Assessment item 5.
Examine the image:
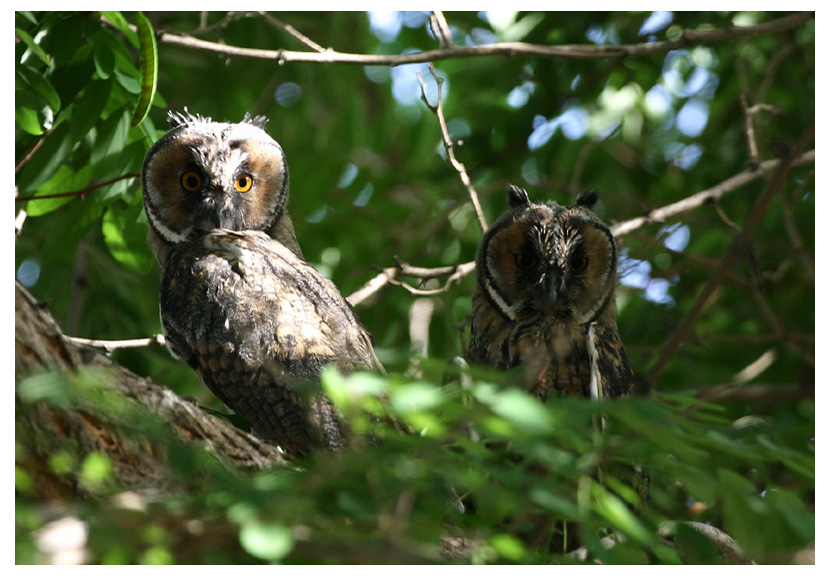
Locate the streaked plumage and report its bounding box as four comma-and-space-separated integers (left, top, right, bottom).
142, 112, 381, 455
467, 185, 633, 399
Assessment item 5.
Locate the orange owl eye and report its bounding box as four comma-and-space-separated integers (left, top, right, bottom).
180, 171, 202, 192
570, 255, 589, 272
234, 173, 254, 193
515, 253, 537, 270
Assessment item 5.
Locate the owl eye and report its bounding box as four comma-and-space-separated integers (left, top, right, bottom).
180, 171, 202, 192
234, 173, 254, 193
514, 253, 537, 270
569, 255, 589, 272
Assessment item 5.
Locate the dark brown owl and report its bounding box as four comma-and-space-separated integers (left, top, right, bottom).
467, 185, 633, 400
142, 112, 382, 455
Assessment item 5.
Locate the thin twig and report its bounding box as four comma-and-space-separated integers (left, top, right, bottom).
16, 173, 141, 202
15, 137, 45, 173
429, 11, 454, 49
745, 241, 815, 367
259, 12, 326, 52
417, 64, 488, 232
154, 12, 813, 66
780, 174, 815, 284
740, 93, 760, 169
184, 11, 249, 37
63, 333, 167, 354
347, 261, 475, 307
698, 382, 813, 404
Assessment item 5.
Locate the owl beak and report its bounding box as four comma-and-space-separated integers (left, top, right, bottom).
194, 188, 237, 231
541, 271, 570, 316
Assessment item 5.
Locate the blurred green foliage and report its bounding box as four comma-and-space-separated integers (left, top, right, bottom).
15, 11, 813, 564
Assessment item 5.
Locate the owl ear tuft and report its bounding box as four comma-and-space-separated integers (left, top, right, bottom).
242, 113, 269, 130
167, 109, 211, 129
576, 189, 599, 210
507, 185, 530, 208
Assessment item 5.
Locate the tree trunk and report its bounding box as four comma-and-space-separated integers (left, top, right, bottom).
15, 281, 286, 499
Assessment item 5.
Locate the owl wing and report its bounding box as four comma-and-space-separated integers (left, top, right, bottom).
588, 320, 634, 398
160, 230, 379, 454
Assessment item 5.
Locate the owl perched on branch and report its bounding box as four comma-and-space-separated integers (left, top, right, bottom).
467, 185, 633, 400
142, 111, 382, 455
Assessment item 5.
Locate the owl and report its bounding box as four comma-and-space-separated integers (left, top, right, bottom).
142, 110, 303, 265
142, 111, 382, 455
467, 185, 633, 400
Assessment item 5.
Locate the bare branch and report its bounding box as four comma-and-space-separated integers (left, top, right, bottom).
155, 12, 813, 66
429, 11, 454, 49
646, 124, 815, 384
16, 173, 141, 203
417, 64, 488, 232
780, 174, 815, 284
259, 12, 326, 52
740, 93, 761, 168
610, 150, 815, 237
63, 334, 167, 354
347, 261, 476, 307
15, 136, 45, 173
698, 382, 813, 405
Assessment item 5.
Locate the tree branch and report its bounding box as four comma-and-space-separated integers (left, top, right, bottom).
609, 150, 815, 237
416, 64, 488, 232
646, 125, 815, 383
62, 334, 167, 354
347, 260, 476, 307
15, 173, 141, 202
154, 12, 813, 66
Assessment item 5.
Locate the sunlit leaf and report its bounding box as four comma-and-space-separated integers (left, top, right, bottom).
238, 520, 293, 562
131, 11, 158, 127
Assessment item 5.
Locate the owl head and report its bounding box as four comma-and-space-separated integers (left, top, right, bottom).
141, 111, 291, 260
476, 185, 618, 326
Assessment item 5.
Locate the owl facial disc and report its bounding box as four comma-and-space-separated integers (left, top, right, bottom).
141, 111, 290, 246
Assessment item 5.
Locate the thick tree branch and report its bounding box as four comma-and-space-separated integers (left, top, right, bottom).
15, 281, 287, 490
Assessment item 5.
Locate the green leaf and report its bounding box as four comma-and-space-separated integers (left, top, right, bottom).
81, 452, 113, 487
389, 381, 444, 413
592, 481, 653, 546
102, 205, 155, 273
92, 30, 116, 79
17, 66, 61, 112
70, 79, 112, 141
90, 108, 132, 180
16, 120, 76, 193
15, 27, 51, 66
477, 386, 552, 433
489, 533, 526, 561
239, 520, 293, 562
131, 12, 158, 127
99, 11, 139, 46
15, 90, 52, 135
21, 163, 91, 217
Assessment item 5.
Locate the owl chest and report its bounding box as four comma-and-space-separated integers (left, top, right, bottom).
514, 320, 592, 399
469, 293, 593, 398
